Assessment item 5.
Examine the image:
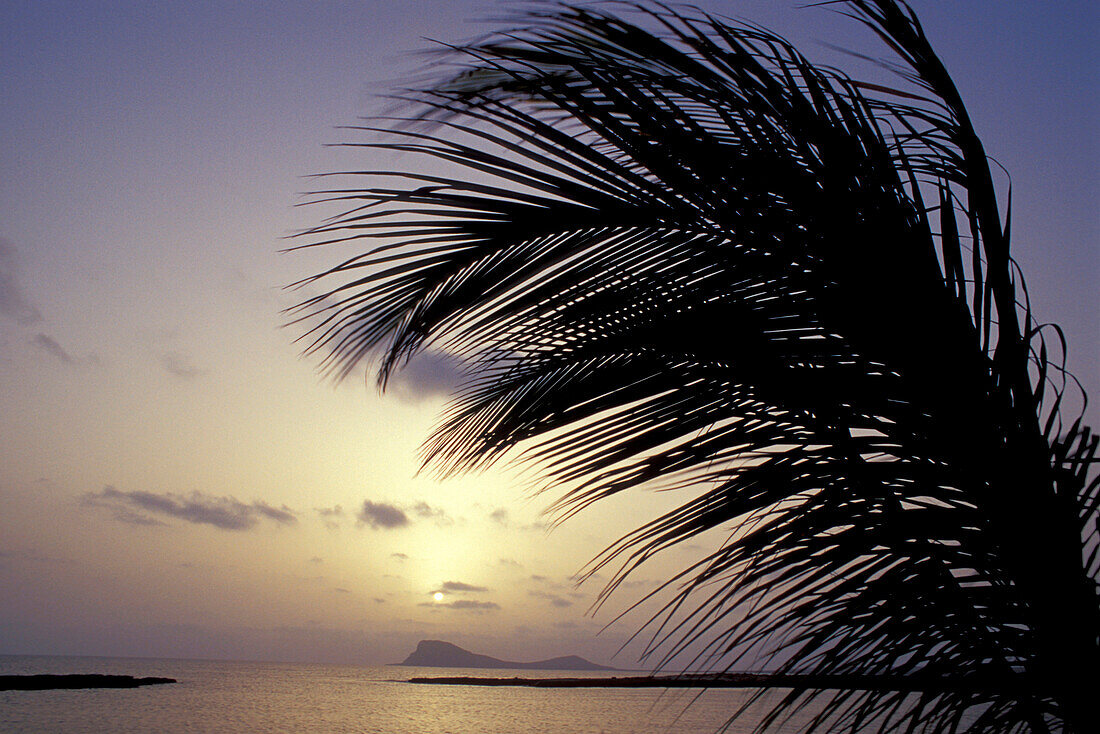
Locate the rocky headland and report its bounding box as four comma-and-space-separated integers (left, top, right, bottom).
395, 639, 619, 671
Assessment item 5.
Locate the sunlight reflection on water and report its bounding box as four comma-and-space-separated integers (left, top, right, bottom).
0, 655, 876, 733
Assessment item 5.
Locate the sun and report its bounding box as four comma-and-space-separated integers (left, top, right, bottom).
433, 592, 444, 602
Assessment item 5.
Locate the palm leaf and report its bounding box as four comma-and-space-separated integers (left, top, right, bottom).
292, 1, 1099, 731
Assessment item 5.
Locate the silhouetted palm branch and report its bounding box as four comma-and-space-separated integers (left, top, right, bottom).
291, 1, 1099, 731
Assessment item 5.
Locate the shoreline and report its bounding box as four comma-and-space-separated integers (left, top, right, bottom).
406, 673, 1026, 693
0, 674, 177, 691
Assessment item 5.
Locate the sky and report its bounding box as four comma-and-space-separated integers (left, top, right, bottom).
1, 1, 1096, 668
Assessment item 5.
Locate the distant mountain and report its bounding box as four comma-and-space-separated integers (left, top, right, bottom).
395, 639, 619, 671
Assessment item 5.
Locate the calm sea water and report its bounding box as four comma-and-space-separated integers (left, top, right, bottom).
0, 655, 804, 733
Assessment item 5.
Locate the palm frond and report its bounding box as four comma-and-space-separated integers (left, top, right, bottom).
292, 1, 1099, 731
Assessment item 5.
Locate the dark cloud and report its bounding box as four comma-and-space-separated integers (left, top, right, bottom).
418, 599, 500, 611
389, 351, 463, 403
0, 238, 41, 325
30, 333, 75, 364
357, 500, 409, 529
83, 486, 298, 531
489, 508, 509, 525
373, 597, 387, 604
390, 552, 409, 561
160, 351, 204, 379
437, 581, 489, 594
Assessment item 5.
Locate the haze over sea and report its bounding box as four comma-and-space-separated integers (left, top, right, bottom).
1, 655, 805, 733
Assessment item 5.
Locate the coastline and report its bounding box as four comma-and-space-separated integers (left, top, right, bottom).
406, 672, 1026, 692
0, 674, 176, 691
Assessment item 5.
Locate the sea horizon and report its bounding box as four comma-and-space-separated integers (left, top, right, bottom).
1, 653, 766, 733
1, 653, 987, 733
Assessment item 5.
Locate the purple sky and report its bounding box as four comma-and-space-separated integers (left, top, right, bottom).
0, 1, 1096, 666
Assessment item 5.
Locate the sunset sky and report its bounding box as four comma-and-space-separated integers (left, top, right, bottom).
1, 1, 1096, 668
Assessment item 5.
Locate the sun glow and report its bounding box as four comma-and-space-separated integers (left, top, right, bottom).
433, 592, 444, 602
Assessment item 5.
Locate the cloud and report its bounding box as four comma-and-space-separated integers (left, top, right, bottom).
30, 333, 75, 364
0, 238, 41, 325
160, 351, 205, 380
437, 581, 489, 594
489, 508, 509, 525
418, 599, 500, 611
334, 587, 351, 594
529, 575, 567, 588
357, 500, 409, 529
389, 351, 463, 403
26, 333, 99, 367
83, 486, 298, 530
316, 505, 343, 529
498, 557, 522, 568
528, 589, 572, 608
412, 501, 452, 526
102, 505, 171, 527
390, 553, 409, 561
309, 556, 324, 564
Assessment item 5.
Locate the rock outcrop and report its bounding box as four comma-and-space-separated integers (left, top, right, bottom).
396, 639, 617, 671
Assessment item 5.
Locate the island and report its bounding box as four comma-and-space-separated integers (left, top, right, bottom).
407, 671, 1035, 693
0, 674, 176, 691
394, 639, 619, 671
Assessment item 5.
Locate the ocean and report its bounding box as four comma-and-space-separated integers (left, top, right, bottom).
1, 655, 797, 733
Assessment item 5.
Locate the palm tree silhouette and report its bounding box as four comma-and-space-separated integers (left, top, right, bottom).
292, 1, 1098, 730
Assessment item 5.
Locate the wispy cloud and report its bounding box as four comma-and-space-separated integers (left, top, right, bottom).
0, 238, 41, 325
27, 332, 98, 367
528, 589, 572, 608
436, 581, 489, 594
83, 486, 298, 531
412, 501, 452, 526
390, 552, 409, 561
489, 508, 509, 526
160, 351, 205, 380
357, 500, 409, 529
30, 333, 75, 364
418, 599, 500, 611
316, 505, 343, 530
